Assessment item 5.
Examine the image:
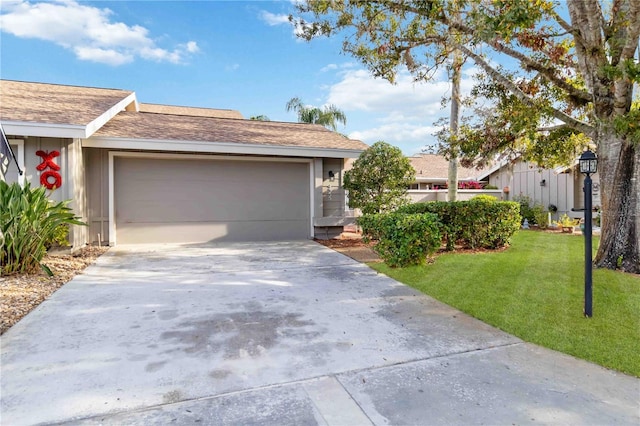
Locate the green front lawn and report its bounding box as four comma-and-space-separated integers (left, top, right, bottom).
371, 231, 640, 377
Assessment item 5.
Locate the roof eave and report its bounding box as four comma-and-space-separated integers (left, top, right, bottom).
83, 137, 365, 158
0, 121, 86, 138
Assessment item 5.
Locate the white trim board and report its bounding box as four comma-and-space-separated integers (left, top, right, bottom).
107, 151, 315, 246
86, 136, 363, 159
7, 139, 25, 186
2, 121, 86, 139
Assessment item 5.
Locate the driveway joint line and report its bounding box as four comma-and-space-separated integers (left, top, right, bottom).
52, 342, 525, 425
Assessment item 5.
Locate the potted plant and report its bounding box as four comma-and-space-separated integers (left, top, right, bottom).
553, 214, 580, 233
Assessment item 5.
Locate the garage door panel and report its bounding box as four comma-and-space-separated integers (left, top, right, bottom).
116, 220, 309, 244
115, 157, 310, 243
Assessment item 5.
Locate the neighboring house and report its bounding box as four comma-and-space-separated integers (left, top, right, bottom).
406, 154, 500, 202
478, 158, 601, 221
0, 80, 368, 247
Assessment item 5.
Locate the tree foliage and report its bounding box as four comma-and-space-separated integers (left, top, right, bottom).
344, 141, 415, 214
286, 97, 347, 131
293, 0, 640, 273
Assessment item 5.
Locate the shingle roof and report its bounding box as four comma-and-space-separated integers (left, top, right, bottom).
0, 80, 133, 126
92, 111, 369, 151
139, 103, 243, 119
409, 154, 486, 180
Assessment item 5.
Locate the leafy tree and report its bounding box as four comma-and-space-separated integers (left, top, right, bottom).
286, 97, 347, 131
293, 0, 640, 273
344, 141, 415, 214
250, 115, 271, 121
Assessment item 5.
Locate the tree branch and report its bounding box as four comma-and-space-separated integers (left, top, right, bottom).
486, 39, 592, 105
620, 0, 640, 60
537, 124, 569, 133
458, 44, 595, 136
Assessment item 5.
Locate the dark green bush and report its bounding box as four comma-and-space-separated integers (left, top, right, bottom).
512, 194, 536, 224
357, 214, 383, 241
1, 181, 85, 275
371, 212, 442, 267
532, 204, 549, 229
397, 200, 521, 250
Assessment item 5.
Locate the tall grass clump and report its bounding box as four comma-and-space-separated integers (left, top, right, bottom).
0, 181, 84, 275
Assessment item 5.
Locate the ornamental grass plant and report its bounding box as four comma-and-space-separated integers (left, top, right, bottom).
0, 181, 85, 276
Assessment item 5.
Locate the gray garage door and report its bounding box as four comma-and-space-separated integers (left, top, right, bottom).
114, 157, 310, 244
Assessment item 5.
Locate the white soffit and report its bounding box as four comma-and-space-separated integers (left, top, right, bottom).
0, 121, 86, 139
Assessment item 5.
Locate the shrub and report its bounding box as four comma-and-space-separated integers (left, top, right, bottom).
397, 200, 521, 250
46, 224, 70, 249
532, 204, 549, 229
458, 180, 483, 189
372, 212, 442, 267
0, 181, 85, 275
472, 194, 498, 202
513, 194, 537, 224
344, 141, 415, 214
484, 184, 499, 189
357, 214, 384, 241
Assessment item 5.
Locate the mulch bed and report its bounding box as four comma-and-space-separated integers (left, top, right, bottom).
314, 235, 382, 263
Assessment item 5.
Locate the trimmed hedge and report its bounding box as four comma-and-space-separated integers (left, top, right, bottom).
357, 200, 520, 267
396, 200, 521, 250
358, 212, 442, 267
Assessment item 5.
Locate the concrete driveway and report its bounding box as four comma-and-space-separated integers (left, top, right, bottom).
1, 241, 638, 425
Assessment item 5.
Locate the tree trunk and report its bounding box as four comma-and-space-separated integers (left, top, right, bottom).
594, 127, 640, 274
448, 49, 463, 202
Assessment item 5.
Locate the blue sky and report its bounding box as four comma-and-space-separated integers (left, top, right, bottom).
0, 0, 477, 155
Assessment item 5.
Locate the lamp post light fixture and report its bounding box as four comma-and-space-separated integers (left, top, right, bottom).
579, 149, 597, 317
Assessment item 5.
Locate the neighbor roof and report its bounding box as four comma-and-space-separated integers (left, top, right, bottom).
0, 80, 134, 127
91, 111, 369, 151
409, 154, 487, 180
139, 103, 243, 119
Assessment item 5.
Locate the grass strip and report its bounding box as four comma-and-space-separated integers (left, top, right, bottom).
371, 231, 640, 377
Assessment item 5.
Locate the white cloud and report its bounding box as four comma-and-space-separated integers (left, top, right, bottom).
328, 69, 451, 115
0, 0, 199, 66
349, 123, 442, 152
326, 66, 476, 154
259, 9, 309, 37
259, 10, 289, 26
74, 46, 132, 66
184, 41, 200, 53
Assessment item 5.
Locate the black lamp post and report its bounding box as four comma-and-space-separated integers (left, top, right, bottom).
578, 150, 597, 317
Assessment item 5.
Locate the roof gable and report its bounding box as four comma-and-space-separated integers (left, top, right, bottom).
409, 154, 487, 180
0, 80, 136, 138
